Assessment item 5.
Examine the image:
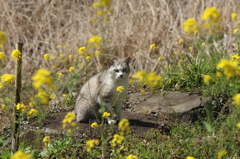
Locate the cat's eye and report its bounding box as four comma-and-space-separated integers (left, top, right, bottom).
123, 68, 128, 72
114, 69, 119, 72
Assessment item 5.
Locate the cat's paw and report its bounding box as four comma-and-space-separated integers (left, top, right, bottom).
108, 119, 116, 125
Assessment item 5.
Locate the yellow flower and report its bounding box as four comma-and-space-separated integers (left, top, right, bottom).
35, 91, 50, 104
217, 59, 240, 79
158, 56, 165, 61
102, 112, 111, 118
140, 89, 146, 94
183, 18, 199, 35
58, 72, 62, 81
11, 150, 30, 159
178, 38, 184, 43
116, 86, 124, 93
16, 103, 26, 112
29, 102, 36, 108
62, 112, 76, 124
0, 82, 4, 89
28, 109, 38, 116
126, 154, 139, 159
1, 74, 15, 85
149, 44, 158, 50
202, 43, 206, 46
85, 56, 91, 62
87, 35, 101, 48
91, 122, 99, 128
67, 129, 73, 134
43, 136, 51, 146
11, 50, 22, 60
201, 7, 221, 24
69, 67, 75, 72
71, 122, 76, 127
92, 2, 100, 8
172, 51, 178, 55
97, 10, 103, 16
132, 71, 162, 91
1, 104, 6, 111
203, 75, 214, 85
0, 52, 6, 61
233, 29, 239, 34
111, 134, 124, 147
31, 69, 54, 90
63, 94, 68, 98
99, 0, 112, 8
231, 13, 238, 21
68, 54, 73, 59
44, 54, 50, 61
78, 47, 87, 54
188, 47, 193, 50
186, 156, 196, 159
0, 31, 6, 44
216, 72, 222, 77
86, 139, 99, 152
217, 150, 228, 159
118, 119, 130, 134
57, 45, 62, 48
232, 94, 240, 106
95, 50, 101, 56
236, 122, 240, 129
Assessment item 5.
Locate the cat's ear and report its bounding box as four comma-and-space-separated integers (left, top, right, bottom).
107, 59, 114, 67
124, 56, 131, 65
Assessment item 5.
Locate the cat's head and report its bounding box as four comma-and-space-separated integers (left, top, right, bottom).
107, 57, 131, 81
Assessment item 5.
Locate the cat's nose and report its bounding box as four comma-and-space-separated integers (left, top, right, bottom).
120, 75, 123, 78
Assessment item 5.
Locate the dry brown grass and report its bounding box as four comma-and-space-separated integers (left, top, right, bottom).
1, 0, 240, 80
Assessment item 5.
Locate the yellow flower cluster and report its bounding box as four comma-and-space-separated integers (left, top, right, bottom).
69, 67, 75, 72
91, 122, 99, 129
183, 18, 199, 35
186, 156, 195, 159
232, 94, 240, 106
203, 75, 215, 85
92, 0, 112, 20
16, 103, 26, 112
118, 118, 130, 135
0, 52, 6, 61
85, 139, 100, 152
43, 136, 51, 147
27, 108, 38, 117
11, 150, 30, 159
1, 74, 15, 85
0, 31, 6, 49
202, 7, 221, 24
126, 155, 139, 159
217, 150, 227, 159
78, 47, 93, 62
132, 71, 162, 91
62, 112, 76, 134
11, 50, 22, 61
116, 86, 124, 93
87, 35, 102, 48
57, 72, 62, 81
44, 54, 50, 62
111, 134, 124, 147
149, 44, 158, 50
231, 13, 238, 22
35, 91, 50, 105
31, 68, 54, 90
217, 59, 240, 80
102, 111, 111, 118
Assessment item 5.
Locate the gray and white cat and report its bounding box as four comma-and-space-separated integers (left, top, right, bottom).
73, 57, 131, 124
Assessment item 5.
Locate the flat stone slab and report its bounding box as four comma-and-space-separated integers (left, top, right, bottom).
125, 92, 205, 123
